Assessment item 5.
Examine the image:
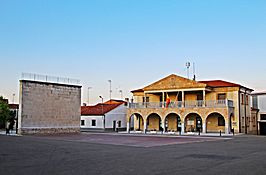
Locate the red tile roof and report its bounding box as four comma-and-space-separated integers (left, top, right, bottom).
81, 101, 124, 115
198, 80, 241, 88
131, 88, 144, 93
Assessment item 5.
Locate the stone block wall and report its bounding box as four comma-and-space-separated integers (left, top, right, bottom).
18, 80, 81, 134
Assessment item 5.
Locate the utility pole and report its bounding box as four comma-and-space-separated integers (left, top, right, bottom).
119, 90, 123, 100
12, 93, 15, 104
186, 62, 191, 79
87, 87, 92, 105
193, 62, 196, 81
99, 96, 105, 130
108, 80, 112, 103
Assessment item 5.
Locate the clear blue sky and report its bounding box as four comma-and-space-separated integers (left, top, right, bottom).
0, 0, 266, 104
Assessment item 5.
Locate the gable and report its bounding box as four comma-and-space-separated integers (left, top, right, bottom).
143, 74, 207, 91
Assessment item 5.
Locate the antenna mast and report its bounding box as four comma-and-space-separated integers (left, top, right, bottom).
186, 62, 191, 79
108, 80, 112, 103
193, 62, 196, 81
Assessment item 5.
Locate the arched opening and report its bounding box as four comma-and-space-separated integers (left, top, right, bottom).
147, 113, 162, 131
129, 113, 144, 131
165, 113, 181, 132
185, 113, 202, 132
206, 112, 225, 133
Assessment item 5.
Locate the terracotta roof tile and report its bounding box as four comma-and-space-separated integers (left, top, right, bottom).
198, 80, 240, 88
81, 102, 124, 115
131, 89, 144, 93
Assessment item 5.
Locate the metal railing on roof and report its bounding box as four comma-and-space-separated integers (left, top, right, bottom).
21, 73, 81, 85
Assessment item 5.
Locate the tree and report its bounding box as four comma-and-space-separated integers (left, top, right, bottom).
0, 96, 10, 129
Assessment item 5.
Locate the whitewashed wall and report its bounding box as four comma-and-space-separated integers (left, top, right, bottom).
258, 95, 266, 112
105, 104, 127, 129
80, 104, 127, 129
80, 115, 103, 129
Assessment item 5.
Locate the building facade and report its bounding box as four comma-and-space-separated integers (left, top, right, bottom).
252, 92, 266, 135
81, 100, 127, 131
127, 74, 254, 134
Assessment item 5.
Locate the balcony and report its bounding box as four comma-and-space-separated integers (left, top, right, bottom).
128, 100, 234, 109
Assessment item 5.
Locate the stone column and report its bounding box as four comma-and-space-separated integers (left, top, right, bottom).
144, 93, 147, 108
225, 120, 229, 134
144, 119, 147, 134
203, 90, 206, 107
126, 121, 130, 133
162, 119, 165, 134
181, 122, 185, 135
162, 92, 165, 107
202, 121, 206, 133
182, 91, 185, 107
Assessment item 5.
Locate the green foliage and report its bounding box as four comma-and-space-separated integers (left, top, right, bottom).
0, 96, 10, 128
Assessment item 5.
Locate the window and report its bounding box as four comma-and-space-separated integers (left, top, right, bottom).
91, 120, 96, 126
261, 114, 266, 120
142, 97, 149, 102
118, 121, 121, 127
81, 120, 85, 126
241, 94, 244, 104
217, 93, 226, 100
142, 97, 149, 107
252, 96, 258, 109
218, 116, 225, 126
246, 95, 249, 105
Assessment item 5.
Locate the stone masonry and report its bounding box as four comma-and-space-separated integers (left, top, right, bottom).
18, 80, 81, 134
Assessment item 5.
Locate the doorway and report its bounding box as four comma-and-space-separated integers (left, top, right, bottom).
113, 120, 116, 131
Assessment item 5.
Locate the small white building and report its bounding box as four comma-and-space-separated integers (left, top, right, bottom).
80, 100, 127, 131
252, 92, 266, 135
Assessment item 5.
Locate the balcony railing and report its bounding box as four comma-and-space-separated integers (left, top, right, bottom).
128, 100, 234, 109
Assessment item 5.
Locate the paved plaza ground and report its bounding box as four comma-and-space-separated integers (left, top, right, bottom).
0, 132, 266, 175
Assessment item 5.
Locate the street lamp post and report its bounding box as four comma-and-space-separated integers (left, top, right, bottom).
119, 90, 123, 100
87, 87, 92, 105
12, 94, 15, 104
108, 80, 112, 103
99, 96, 105, 130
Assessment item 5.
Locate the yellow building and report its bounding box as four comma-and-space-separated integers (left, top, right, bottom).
126, 74, 255, 134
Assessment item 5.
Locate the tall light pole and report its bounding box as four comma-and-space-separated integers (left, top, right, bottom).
119, 90, 123, 100
108, 80, 112, 103
99, 96, 105, 130
186, 62, 191, 79
87, 87, 92, 105
12, 93, 15, 104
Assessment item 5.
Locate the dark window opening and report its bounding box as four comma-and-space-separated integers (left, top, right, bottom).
91, 120, 96, 126
218, 116, 225, 126
261, 114, 266, 120
81, 120, 85, 126
218, 93, 226, 101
